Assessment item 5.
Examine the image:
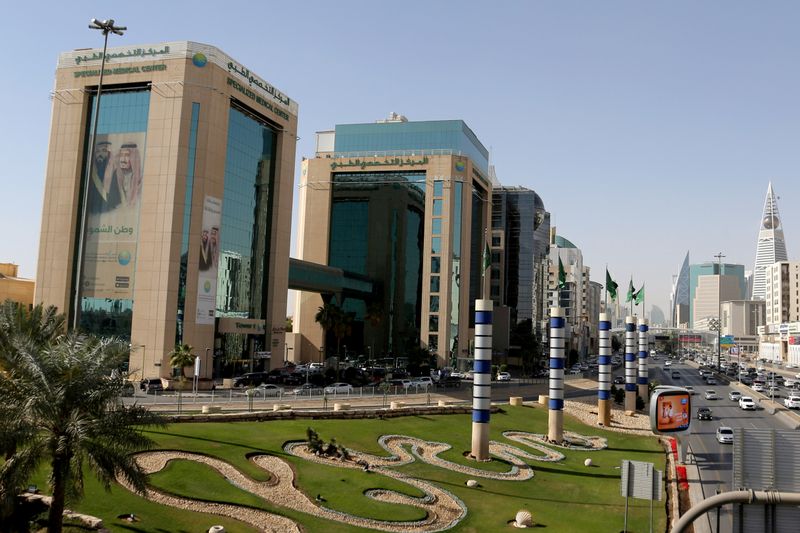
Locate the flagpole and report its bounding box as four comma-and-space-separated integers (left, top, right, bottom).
604, 263, 608, 309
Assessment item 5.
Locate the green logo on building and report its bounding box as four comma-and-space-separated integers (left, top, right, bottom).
192, 53, 207, 67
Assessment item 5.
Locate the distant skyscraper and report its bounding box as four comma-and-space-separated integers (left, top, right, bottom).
671, 251, 690, 327
752, 182, 788, 300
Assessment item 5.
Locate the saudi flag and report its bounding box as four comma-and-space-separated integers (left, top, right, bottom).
634, 285, 645, 305
558, 257, 567, 289
626, 279, 635, 303
482, 242, 491, 272
606, 269, 618, 300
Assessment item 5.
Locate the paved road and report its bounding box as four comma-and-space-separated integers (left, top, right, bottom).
653, 359, 797, 533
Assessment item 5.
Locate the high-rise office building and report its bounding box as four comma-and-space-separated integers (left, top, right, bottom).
671, 251, 690, 327
548, 232, 594, 356
765, 262, 800, 326
490, 186, 550, 336
294, 116, 492, 368
36, 41, 297, 379
688, 262, 745, 328
752, 182, 788, 300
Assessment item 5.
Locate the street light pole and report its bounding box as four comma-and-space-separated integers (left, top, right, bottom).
72, 18, 126, 330
715, 252, 725, 373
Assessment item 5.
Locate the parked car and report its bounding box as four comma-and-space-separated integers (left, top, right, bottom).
697, 407, 713, 420
251, 384, 282, 397
497, 372, 511, 382
739, 396, 757, 410
388, 379, 412, 389
784, 395, 800, 409
410, 376, 434, 388
292, 383, 320, 395
728, 391, 742, 401
716, 426, 734, 444
704, 390, 718, 400
139, 378, 163, 394
233, 372, 270, 388
436, 376, 462, 388
324, 382, 353, 394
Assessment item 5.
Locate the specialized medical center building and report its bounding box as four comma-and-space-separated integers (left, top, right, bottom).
36, 41, 298, 380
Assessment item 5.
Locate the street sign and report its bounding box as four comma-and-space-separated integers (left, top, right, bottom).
721, 335, 735, 348
620, 460, 663, 500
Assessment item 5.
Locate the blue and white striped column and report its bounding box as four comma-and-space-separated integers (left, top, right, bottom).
624, 316, 637, 412
471, 299, 493, 460
597, 312, 612, 426
638, 318, 649, 404
548, 307, 565, 443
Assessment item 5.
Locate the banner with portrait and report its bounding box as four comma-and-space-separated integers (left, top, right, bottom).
82, 131, 146, 299
196, 195, 222, 325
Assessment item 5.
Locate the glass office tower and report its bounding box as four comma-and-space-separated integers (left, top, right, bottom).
36, 41, 297, 381
295, 117, 492, 368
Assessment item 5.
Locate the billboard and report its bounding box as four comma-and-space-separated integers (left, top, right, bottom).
195, 196, 221, 325
82, 132, 146, 299
650, 388, 691, 433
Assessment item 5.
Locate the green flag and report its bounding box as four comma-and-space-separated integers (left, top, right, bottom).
558, 257, 567, 289
482, 242, 491, 272
634, 285, 645, 305
606, 269, 618, 300
626, 279, 635, 303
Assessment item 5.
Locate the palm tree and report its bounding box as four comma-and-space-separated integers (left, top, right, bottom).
314, 303, 340, 359
0, 300, 65, 372
0, 332, 164, 533
169, 343, 196, 387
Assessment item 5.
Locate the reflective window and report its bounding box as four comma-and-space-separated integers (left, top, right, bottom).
176, 102, 201, 344
429, 315, 439, 332
217, 104, 278, 358
449, 182, 463, 356
431, 218, 442, 235
77, 87, 151, 339
433, 199, 443, 216
433, 180, 443, 197
430, 295, 440, 312
429, 334, 438, 350
431, 256, 441, 273
430, 276, 440, 293
431, 237, 442, 254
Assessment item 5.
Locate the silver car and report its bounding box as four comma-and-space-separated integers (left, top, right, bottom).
716, 426, 734, 444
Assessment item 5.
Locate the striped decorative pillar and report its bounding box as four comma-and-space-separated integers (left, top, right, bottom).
638, 318, 649, 404
548, 307, 565, 443
470, 299, 493, 460
597, 312, 612, 426
624, 316, 637, 411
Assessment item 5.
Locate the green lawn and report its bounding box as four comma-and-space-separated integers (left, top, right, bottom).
32, 405, 667, 532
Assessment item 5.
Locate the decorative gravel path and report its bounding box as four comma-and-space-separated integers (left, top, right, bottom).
116, 403, 636, 532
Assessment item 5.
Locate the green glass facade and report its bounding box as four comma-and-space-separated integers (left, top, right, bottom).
216, 104, 278, 359
328, 171, 426, 356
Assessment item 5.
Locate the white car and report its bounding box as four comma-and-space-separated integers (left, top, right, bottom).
704, 390, 718, 400
784, 395, 800, 409
251, 384, 282, 397
716, 426, 734, 444
752, 383, 765, 393
410, 377, 434, 388
739, 396, 757, 410
665, 360, 672, 366
324, 382, 353, 394
568, 368, 582, 375
685, 386, 695, 395
497, 372, 511, 381
728, 391, 742, 401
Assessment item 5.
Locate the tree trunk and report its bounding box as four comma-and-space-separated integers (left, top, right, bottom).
47, 456, 68, 533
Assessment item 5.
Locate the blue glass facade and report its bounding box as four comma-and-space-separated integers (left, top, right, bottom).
216, 104, 278, 358
334, 121, 489, 174
176, 102, 201, 344
77, 87, 151, 339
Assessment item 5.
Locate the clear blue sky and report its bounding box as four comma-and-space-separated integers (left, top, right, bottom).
2, 1, 799, 319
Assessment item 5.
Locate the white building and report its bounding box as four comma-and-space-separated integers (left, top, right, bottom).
752, 182, 788, 300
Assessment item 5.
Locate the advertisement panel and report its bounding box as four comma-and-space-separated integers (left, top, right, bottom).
655, 392, 690, 432
82, 132, 146, 299
196, 196, 221, 325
